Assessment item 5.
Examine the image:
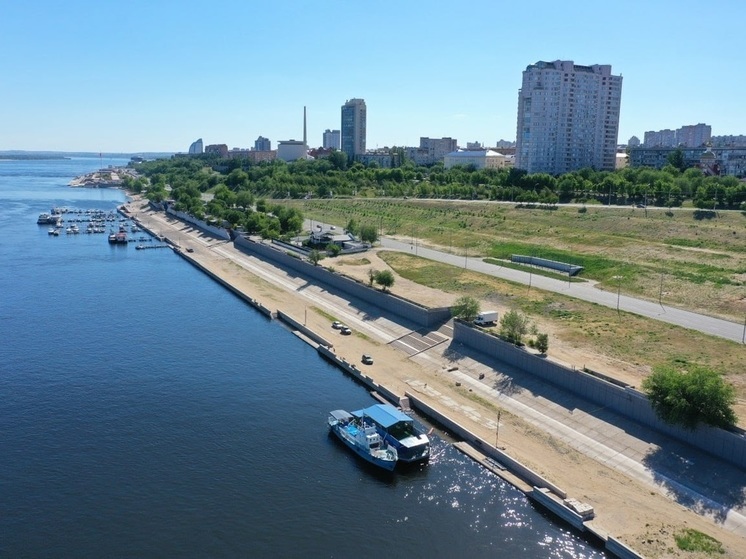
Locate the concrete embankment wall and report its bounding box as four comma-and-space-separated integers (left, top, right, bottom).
276, 310, 333, 348
234, 235, 452, 329
404, 392, 567, 498
453, 320, 746, 469
177, 251, 273, 318
165, 207, 231, 241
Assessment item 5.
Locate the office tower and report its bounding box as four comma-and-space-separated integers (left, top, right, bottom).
515, 60, 622, 174
341, 98, 366, 160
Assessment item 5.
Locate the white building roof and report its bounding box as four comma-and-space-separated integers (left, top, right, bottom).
446, 149, 503, 158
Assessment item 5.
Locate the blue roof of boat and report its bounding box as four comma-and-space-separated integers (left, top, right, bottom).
352, 404, 412, 428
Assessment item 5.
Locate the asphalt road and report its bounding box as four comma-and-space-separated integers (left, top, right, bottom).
381, 237, 745, 344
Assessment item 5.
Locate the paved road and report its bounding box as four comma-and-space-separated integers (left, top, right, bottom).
381, 237, 746, 344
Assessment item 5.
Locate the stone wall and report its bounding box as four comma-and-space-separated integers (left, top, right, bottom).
234, 235, 452, 329
453, 320, 746, 469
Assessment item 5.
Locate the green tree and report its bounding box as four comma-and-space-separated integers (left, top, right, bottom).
359, 224, 378, 244
374, 269, 395, 291
667, 148, 686, 172
499, 310, 530, 345
308, 249, 322, 266
642, 364, 737, 430
327, 244, 341, 257
535, 333, 549, 354
451, 295, 480, 322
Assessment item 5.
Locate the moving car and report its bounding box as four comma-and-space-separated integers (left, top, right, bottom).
361, 354, 373, 365
340, 326, 352, 335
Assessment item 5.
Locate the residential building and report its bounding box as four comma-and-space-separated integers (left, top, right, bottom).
254, 136, 271, 151
629, 146, 746, 176
712, 135, 746, 147
627, 136, 641, 148
357, 151, 400, 168
188, 138, 203, 154
677, 124, 711, 147
341, 98, 366, 160
205, 144, 228, 157
322, 129, 341, 150
444, 149, 513, 170
420, 137, 457, 162
644, 124, 711, 148
247, 150, 276, 163
495, 139, 516, 149
515, 60, 622, 174
644, 129, 676, 147
466, 141, 483, 150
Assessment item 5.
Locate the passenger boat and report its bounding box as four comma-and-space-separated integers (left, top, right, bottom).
351, 404, 430, 463
328, 409, 398, 471
108, 231, 128, 244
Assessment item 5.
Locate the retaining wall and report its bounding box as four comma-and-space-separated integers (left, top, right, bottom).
405, 392, 567, 497
165, 207, 231, 240
453, 320, 746, 469
235, 235, 453, 329
178, 252, 273, 318
276, 310, 333, 348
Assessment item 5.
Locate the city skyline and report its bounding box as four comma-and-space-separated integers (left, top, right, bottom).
2, 1, 746, 153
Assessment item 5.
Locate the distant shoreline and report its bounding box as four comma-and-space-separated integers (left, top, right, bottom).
0, 155, 70, 161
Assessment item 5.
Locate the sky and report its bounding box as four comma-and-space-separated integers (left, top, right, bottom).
2, 0, 745, 153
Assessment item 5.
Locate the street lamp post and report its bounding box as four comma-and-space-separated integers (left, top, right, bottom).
614, 275, 623, 319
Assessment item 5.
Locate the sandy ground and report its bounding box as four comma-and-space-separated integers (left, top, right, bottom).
125, 198, 746, 559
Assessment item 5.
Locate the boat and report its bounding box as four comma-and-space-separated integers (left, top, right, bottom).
351, 404, 430, 463
328, 409, 398, 471
37, 213, 61, 225
108, 231, 128, 244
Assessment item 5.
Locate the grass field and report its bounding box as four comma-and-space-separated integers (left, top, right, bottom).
287, 199, 746, 322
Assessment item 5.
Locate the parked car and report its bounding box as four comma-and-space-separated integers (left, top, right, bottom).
332, 321, 343, 329
361, 354, 373, 365
340, 326, 352, 335
186, 247, 194, 253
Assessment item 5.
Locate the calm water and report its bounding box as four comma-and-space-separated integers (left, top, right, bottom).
0, 158, 606, 558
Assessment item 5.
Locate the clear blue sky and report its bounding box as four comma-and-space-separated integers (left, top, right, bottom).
2, 0, 744, 153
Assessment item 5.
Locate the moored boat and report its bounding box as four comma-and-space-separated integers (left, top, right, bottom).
328, 409, 398, 471
351, 404, 430, 463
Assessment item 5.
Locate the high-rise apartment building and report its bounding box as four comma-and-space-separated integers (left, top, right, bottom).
676, 124, 711, 148
341, 98, 366, 160
323, 129, 341, 150
254, 136, 271, 151
515, 60, 622, 174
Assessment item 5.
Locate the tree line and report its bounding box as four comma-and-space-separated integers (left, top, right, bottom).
129, 152, 746, 212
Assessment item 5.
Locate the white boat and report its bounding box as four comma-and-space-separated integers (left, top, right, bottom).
328, 409, 398, 471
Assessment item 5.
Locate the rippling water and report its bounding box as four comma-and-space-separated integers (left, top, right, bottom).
0, 158, 606, 558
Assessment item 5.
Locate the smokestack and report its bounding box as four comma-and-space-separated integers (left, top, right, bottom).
303, 106, 307, 147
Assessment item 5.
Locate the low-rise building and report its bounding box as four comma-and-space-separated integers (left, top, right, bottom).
444, 149, 513, 170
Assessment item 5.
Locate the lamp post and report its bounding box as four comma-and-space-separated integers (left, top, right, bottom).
613, 275, 623, 319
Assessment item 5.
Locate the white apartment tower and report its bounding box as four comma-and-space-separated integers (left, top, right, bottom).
515, 60, 622, 174
323, 129, 341, 150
